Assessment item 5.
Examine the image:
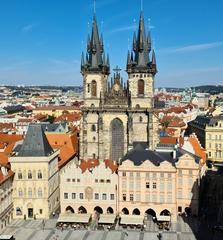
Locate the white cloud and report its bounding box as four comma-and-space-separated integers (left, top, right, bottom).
21, 23, 38, 33
111, 24, 155, 34
159, 41, 223, 54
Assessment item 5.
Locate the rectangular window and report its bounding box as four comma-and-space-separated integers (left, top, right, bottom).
72, 193, 76, 199
106, 179, 111, 183
189, 170, 193, 176
136, 194, 140, 202
102, 193, 107, 200
152, 173, 157, 179
178, 190, 182, 199
77, 179, 80, 183
64, 193, 68, 199
95, 193, 99, 200
209, 152, 211, 157
79, 193, 84, 199
122, 194, 126, 201
130, 194, 134, 201
67, 178, 71, 182
160, 194, 164, 203
146, 182, 150, 189
110, 194, 115, 200
167, 182, 172, 192
130, 172, 133, 177
160, 182, 164, 191
136, 172, 140, 177
100, 179, 105, 183
152, 194, 157, 202
145, 194, 150, 202
178, 206, 182, 213
136, 181, 140, 189
72, 179, 75, 182
160, 173, 164, 178
122, 172, 126, 177
153, 182, 157, 189
167, 194, 172, 203
39, 209, 43, 214
95, 179, 98, 183
178, 170, 182, 176
168, 173, 172, 179
129, 181, 134, 189
122, 181, 127, 188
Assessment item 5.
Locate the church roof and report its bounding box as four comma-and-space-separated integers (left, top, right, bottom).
18, 124, 54, 157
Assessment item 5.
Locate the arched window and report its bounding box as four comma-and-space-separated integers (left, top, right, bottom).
136, 104, 140, 109
138, 79, 144, 96
110, 118, 124, 161
18, 188, 23, 197
28, 170, 32, 179
37, 170, 42, 179
91, 80, 97, 97
28, 188, 32, 198
18, 171, 22, 179
91, 124, 96, 132
38, 188, 43, 198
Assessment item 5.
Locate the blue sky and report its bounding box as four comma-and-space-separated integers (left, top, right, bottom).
0, 0, 222, 87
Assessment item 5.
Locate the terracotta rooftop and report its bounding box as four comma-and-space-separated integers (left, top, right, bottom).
79, 159, 100, 173
0, 168, 14, 185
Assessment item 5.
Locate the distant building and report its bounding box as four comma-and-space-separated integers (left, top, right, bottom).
188, 115, 223, 167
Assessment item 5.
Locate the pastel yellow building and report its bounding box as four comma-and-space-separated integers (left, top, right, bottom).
205, 116, 223, 165
10, 124, 60, 219
33, 106, 80, 118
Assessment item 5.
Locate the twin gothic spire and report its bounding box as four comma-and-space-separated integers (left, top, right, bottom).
81, 12, 157, 75
81, 14, 110, 75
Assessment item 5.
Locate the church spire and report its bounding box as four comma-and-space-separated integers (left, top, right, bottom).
126, 11, 156, 75
81, 13, 109, 75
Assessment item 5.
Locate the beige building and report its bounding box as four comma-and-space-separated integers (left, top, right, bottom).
0, 166, 14, 232
118, 145, 201, 222
205, 116, 223, 165
10, 124, 60, 219
60, 159, 118, 215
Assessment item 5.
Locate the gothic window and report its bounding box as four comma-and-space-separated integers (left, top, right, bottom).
91, 80, 97, 97
91, 124, 96, 132
138, 79, 144, 96
110, 118, 124, 161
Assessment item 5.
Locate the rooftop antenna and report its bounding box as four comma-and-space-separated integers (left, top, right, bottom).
141, 0, 143, 11
93, 0, 96, 14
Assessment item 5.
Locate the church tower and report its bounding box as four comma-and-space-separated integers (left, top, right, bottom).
126, 12, 157, 109
81, 14, 110, 108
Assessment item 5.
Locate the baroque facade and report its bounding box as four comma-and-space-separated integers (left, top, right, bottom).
79, 12, 159, 163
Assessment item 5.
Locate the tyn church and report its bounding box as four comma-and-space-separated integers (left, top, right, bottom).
80, 11, 159, 163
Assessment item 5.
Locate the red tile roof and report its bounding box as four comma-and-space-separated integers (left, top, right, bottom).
79, 159, 100, 173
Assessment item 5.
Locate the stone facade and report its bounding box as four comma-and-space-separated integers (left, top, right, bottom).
80, 12, 159, 163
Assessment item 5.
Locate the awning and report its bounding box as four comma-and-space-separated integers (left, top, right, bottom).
157, 215, 171, 222
120, 215, 144, 225
57, 213, 91, 223
98, 214, 117, 224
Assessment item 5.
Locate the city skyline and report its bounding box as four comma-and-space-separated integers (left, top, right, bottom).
0, 0, 223, 87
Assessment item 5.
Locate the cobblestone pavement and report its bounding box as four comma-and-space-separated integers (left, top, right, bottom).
0, 217, 222, 240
